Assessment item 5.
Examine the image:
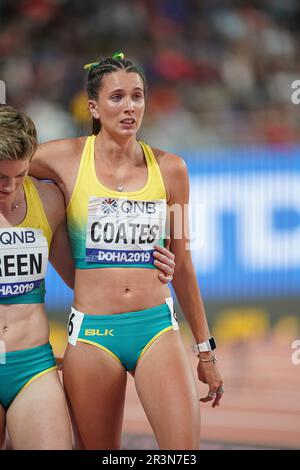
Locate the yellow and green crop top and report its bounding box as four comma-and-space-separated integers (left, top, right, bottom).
67, 135, 167, 269
0, 177, 52, 304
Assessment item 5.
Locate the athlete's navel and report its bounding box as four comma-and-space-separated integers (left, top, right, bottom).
124, 288, 130, 294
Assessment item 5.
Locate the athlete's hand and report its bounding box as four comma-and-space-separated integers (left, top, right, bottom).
198, 355, 224, 408
153, 240, 175, 284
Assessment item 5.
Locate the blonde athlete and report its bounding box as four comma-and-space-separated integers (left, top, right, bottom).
30, 53, 223, 450
0, 105, 73, 450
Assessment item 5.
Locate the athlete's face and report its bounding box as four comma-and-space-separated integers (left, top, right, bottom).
89, 70, 145, 138
0, 159, 29, 201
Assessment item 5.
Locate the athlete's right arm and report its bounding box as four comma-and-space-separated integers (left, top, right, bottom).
30, 140, 66, 182
32, 177, 75, 289
49, 218, 75, 290
30, 138, 83, 195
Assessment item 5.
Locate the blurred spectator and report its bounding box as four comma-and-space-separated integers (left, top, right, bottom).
25, 98, 77, 141
1, 0, 300, 148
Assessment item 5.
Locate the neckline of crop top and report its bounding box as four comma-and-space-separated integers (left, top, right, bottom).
92, 136, 152, 196
66, 136, 166, 206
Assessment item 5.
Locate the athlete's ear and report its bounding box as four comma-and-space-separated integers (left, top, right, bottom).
88, 100, 100, 120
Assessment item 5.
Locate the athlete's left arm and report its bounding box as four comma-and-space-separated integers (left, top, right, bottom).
167, 155, 223, 406
35, 179, 75, 289
167, 156, 209, 341
49, 219, 75, 290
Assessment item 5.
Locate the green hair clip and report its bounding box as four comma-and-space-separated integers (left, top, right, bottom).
112, 51, 125, 60
83, 62, 100, 71
84, 51, 124, 71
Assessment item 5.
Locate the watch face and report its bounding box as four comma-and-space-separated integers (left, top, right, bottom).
209, 337, 216, 350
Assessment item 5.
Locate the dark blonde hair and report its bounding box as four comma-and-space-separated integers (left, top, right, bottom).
0, 105, 37, 161
86, 56, 147, 135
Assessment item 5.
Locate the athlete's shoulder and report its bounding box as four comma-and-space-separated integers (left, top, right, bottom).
30, 136, 88, 182
36, 136, 86, 160
147, 146, 188, 203
30, 176, 64, 198
149, 145, 188, 176
29, 177, 65, 222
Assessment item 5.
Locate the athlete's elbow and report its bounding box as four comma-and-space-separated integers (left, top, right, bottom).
173, 258, 195, 279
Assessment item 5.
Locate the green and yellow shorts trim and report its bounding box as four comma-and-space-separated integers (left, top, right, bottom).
67, 297, 179, 371
0, 343, 57, 410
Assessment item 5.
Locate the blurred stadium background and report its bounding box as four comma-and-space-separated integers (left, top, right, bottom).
1, 0, 300, 450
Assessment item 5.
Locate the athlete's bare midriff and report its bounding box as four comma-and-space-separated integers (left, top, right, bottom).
73, 268, 171, 315
0, 304, 49, 352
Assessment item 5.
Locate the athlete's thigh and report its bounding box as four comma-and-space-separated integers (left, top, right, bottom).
134, 330, 200, 450
0, 405, 5, 449
63, 342, 127, 450
6, 370, 72, 450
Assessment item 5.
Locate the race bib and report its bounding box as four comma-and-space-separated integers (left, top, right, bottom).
67, 308, 84, 346
85, 197, 166, 265
0, 228, 48, 298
